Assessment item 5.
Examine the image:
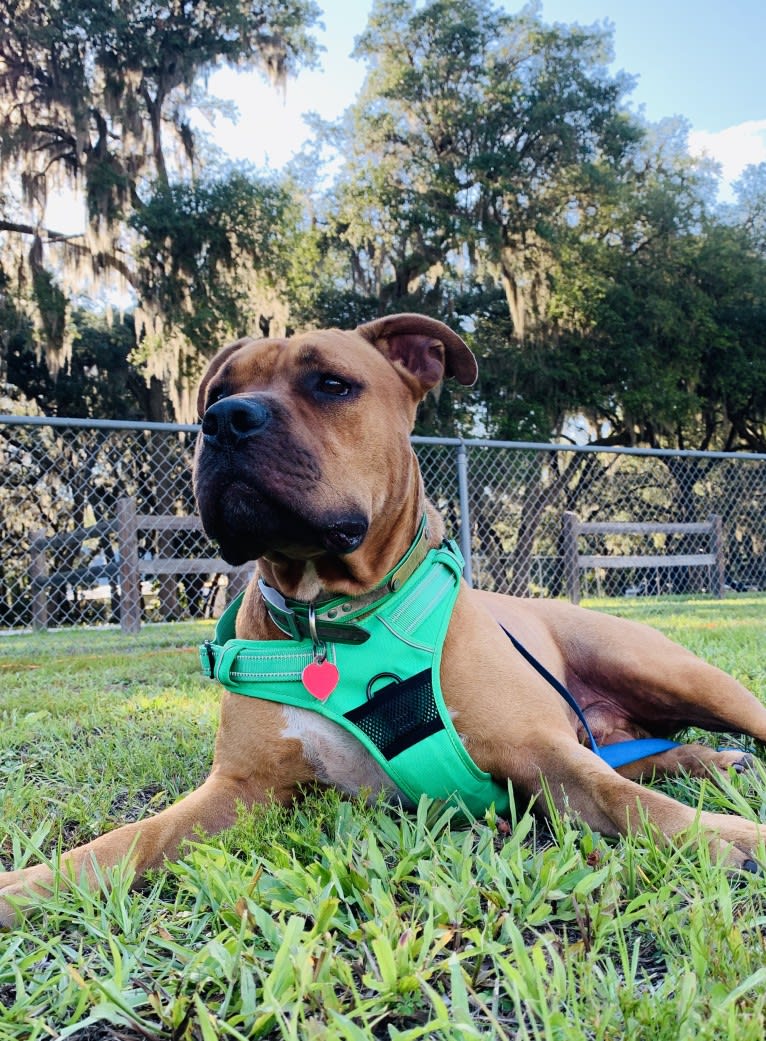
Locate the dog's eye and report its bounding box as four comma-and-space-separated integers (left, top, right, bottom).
317, 374, 352, 397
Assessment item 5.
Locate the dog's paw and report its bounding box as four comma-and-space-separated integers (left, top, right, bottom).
0, 883, 30, 928
725, 849, 762, 880
700, 810, 766, 877
660, 744, 756, 780
0, 866, 56, 927
714, 749, 756, 775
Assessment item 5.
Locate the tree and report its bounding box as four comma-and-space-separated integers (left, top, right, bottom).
0, 0, 319, 415
331, 0, 638, 332
130, 168, 301, 419
730, 162, 766, 255
577, 209, 766, 455
310, 0, 653, 441
5, 308, 144, 419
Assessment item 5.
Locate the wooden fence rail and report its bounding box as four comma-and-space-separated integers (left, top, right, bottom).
29, 497, 249, 633
562, 511, 725, 604
30, 502, 729, 627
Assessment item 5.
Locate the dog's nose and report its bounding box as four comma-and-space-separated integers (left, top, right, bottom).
201, 397, 270, 446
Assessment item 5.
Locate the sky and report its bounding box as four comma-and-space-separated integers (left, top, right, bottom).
198, 0, 766, 198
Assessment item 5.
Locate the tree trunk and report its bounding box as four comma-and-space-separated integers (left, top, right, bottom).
509, 452, 586, 597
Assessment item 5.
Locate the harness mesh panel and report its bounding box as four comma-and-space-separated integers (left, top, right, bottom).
345, 668, 444, 760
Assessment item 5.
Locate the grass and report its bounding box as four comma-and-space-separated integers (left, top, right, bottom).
1, 596, 766, 1039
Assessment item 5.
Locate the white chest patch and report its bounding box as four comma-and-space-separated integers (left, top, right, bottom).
281, 704, 410, 805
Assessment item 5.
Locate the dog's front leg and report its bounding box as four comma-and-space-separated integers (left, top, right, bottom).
0, 768, 288, 925
0, 695, 313, 926
528, 737, 764, 871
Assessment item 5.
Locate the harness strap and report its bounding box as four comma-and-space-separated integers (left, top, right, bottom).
501, 626, 679, 768
201, 541, 513, 817
201, 542, 683, 823
599, 738, 681, 770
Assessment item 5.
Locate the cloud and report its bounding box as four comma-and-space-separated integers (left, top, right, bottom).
687, 120, 766, 199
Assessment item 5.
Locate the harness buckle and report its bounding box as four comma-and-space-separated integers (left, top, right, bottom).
203, 640, 217, 679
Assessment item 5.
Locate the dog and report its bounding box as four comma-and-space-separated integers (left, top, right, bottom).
2, 312, 765, 924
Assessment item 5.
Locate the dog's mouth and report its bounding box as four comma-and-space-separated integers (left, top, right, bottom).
318, 516, 369, 555
196, 462, 368, 567
256, 505, 369, 562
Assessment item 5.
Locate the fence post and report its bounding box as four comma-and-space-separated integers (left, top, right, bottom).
562, 511, 580, 605
30, 530, 48, 630
709, 513, 725, 599
455, 442, 473, 587
117, 497, 141, 634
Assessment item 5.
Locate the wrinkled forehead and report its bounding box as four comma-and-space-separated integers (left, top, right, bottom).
222, 328, 392, 385
221, 338, 283, 386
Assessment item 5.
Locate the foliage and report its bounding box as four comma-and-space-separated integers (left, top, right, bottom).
456, 142, 766, 449
5, 309, 147, 419
575, 219, 766, 454
0, 0, 320, 204
1, 602, 766, 1037
302, 0, 766, 450
2, 0, 766, 449
730, 162, 766, 256
0, 0, 320, 415
329, 0, 639, 329
131, 168, 302, 418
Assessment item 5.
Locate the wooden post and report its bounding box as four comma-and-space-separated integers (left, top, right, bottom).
709, 513, 725, 599
562, 511, 580, 605
117, 497, 141, 634
30, 530, 48, 631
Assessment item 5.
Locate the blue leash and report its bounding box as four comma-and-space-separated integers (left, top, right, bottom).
501, 627, 679, 769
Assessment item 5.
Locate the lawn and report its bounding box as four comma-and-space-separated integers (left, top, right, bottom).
1, 597, 766, 1040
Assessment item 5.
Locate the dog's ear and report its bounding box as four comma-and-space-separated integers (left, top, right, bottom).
356, 313, 478, 393
195, 338, 255, 418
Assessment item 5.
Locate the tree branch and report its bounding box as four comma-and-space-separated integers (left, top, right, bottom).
0, 220, 137, 286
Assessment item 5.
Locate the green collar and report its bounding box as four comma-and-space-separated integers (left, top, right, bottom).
257, 515, 431, 646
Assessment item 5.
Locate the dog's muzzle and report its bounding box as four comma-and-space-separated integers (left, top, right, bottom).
201, 396, 270, 448
196, 393, 369, 560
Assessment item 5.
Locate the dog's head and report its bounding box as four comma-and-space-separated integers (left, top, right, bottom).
193, 313, 476, 592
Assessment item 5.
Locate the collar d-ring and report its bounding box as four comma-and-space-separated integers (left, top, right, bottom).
307, 603, 327, 662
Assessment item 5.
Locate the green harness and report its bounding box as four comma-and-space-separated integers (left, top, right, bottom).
200, 535, 511, 817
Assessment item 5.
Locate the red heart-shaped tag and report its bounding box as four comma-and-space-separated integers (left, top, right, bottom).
301, 660, 340, 701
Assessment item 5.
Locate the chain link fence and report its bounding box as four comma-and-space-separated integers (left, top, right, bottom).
1, 416, 764, 629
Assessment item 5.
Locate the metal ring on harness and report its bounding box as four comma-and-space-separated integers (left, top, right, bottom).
366, 672, 402, 699
307, 603, 327, 663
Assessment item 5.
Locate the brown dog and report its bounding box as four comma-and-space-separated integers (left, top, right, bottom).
2, 312, 765, 923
